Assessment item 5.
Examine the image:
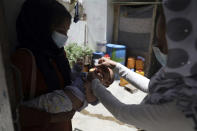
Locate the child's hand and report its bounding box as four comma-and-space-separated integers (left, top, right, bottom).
86, 70, 97, 81
93, 66, 114, 87
84, 81, 98, 103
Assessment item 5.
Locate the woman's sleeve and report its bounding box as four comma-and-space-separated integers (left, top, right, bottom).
114, 63, 149, 93
91, 79, 188, 130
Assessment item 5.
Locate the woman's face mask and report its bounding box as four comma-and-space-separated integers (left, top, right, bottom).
153, 46, 167, 67
52, 31, 68, 48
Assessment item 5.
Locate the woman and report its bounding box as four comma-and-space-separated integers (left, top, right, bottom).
12, 0, 74, 130
87, 0, 197, 131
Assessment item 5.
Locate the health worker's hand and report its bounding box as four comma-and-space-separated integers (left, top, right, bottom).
97, 57, 117, 69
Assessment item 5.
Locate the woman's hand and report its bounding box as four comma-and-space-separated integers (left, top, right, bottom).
97, 57, 117, 69
73, 58, 84, 72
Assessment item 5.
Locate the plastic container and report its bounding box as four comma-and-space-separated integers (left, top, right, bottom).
106, 44, 126, 65
119, 78, 128, 86
119, 69, 134, 86
136, 70, 145, 76
104, 54, 110, 59
92, 52, 104, 59
136, 59, 144, 70
127, 57, 135, 69
137, 56, 145, 62
92, 52, 104, 66
83, 65, 89, 72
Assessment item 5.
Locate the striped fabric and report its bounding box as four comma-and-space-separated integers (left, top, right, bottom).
118, 5, 154, 57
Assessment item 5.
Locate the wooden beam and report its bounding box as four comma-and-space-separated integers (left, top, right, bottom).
113, 5, 120, 43
112, 2, 162, 5
145, 3, 158, 77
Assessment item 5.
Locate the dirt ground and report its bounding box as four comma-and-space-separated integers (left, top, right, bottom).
72, 80, 147, 131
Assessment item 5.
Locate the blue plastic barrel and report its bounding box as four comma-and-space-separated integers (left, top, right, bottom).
92, 52, 104, 59
106, 44, 126, 65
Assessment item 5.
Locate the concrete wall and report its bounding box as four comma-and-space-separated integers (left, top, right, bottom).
82, 0, 114, 50
107, 0, 114, 43
67, 20, 86, 45
2, 0, 25, 52
0, 0, 15, 130
83, 0, 108, 50
61, 0, 114, 50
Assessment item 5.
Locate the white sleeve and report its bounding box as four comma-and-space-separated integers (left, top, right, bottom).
114, 63, 149, 93
91, 79, 192, 130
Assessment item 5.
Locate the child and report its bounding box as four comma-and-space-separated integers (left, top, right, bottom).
22, 66, 114, 113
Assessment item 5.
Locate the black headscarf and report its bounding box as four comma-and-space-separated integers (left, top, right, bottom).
16, 0, 72, 92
